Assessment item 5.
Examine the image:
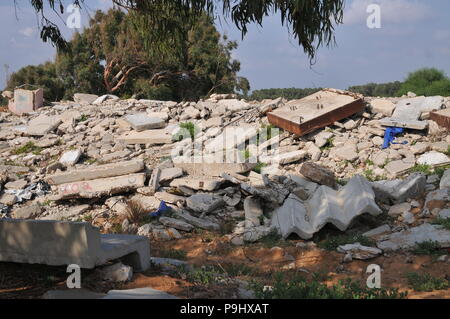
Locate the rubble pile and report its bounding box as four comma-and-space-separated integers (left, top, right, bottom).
0, 89, 449, 256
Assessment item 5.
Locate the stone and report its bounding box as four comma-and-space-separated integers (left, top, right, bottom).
271, 175, 382, 239
422, 189, 449, 216
384, 159, 415, 176
5, 179, 28, 190
40, 205, 90, 221
343, 119, 357, 130
93, 94, 119, 105
372, 173, 426, 204
170, 177, 224, 192
9, 88, 44, 115
146, 111, 169, 121
186, 193, 224, 214
117, 129, 173, 145
440, 169, 450, 189
314, 131, 334, 148
73, 93, 99, 104
370, 99, 396, 116
159, 167, 183, 183
410, 142, 430, 155
337, 243, 382, 260
26, 115, 62, 136
148, 168, 161, 194
363, 225, 391, 238
59, 149, 82, 166
12, 204, 42, 219
377, 223, 450, 251
102, 288, 178, 299
217, 99, 250, 113
56, 173, 146, 199
438, 209, 450, 219
388, 202, 412, 217
42, 289, 105, 299
154, 192, 185, 205
99, 262, 133, 282
0, 194, 17, 206
173, 160, 255, 177
244, 196, 263, 228
159, 217, 194, 232
124, 113, 166, 131
176, 211, 220, 231
46, 160, 144, 185
0, 219, 150, 270
299, 162, 336, 188
417, 151, 450, 167
261, 150, 307, 165
332, 144, 358, 162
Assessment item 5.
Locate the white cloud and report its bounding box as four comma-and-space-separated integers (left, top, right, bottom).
19, 27, 35, 37
344, 0, 432, 25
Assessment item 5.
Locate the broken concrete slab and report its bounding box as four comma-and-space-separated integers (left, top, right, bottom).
59, 149, 82, 166
124, 113, 166, 131
46, 160, 144, 185
260, 150, 307, 165
271, 175, 382, 239
186, 193, 225, 214
363, 224, 391, 238
99, 262, 133, 282
385, 159, 416, 176
372, 173, 426, 204
56, 173, 145, 199
380, 96, 443, 130
244, 196, 263, 228
159, 167, 183, 183
117, 129, 173, 145
170, 177, 224, 191
11, 204, 42, 219
430, 108, 450, 129
73, 93, 99, 104
417, 151, 450, 167
40, 204, 90, 221
422, 189, 449, 216
369, 99, 396, 116
267, 89, 364, 136
173, 159, 255, 177
26, 115, 62, 136
5, 179, 28, 190
176, 211, 220, 231
377, 223, 450, 251
337, 243, 382, 260
159, 217, 194, 232
0, 219, 150, 270
299, 162, 336, 188
9, 88, 44, 115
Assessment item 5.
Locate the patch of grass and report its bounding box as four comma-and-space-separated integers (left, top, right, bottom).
250, 273, 407, 299
125, 199, 154, 226
311, 270, 331, 282
159, 248, 187, 260
79, 114, 89, 122
318, 234, 376, 251
434, 165, 450, 178
176, 122, 198, 141
111, 223, 123, 234
187, 265, 223, 285
412, 240, 444, 255
253, 162, 267, 174
259, 229, 285, 248
336, 179, 348, 186
432, 217, 450, 230
406, 272, 449, 292
410, 164, 433, 175
241, 149, 251, 161
221, 263, 253, 277
380, 158, 390, 169
365, 159, 374, 166
363, 169, 375, 181
85, 158, 97, 164
12, 142, 42, 155
320, 137, 334, 151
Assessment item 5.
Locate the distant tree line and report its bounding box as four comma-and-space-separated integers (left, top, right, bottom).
5, 9, 249, 102
248, 88, 323, 101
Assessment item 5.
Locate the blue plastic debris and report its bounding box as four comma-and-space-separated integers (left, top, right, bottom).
382, 127, 407, 149
149, 201, 170, 217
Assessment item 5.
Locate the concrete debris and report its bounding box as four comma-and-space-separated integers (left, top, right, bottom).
73, 93, 99, 104
363, 224, 391, 238
417, 151, 450, 167
377, 223, 450, 251
430, 108, 450, 129
59, 149, 82, 166
8, 88, 44, 115
124, 113, 166, 131
0, 219, 150, 270
271, 175, 382, 239
99, 262, 133, 282
337, 243, 382, 260
440, 169, 450, 189
372, 173, 426, 204
267, 89, 364, 136
299, 162, 336, 188
186, 193, 224, 214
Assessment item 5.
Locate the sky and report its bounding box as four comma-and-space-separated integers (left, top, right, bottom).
1, 0, 450, 92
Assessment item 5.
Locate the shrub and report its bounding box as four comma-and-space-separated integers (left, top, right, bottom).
406, 272, 449, 292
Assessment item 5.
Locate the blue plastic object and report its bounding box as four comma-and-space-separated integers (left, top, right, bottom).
382, 127, 407, 149
149, 201, 170, 217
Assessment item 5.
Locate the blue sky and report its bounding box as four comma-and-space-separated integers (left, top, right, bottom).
1, 0, 450, 92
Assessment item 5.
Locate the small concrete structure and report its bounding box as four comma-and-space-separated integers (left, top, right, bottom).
8, 88, 44, 115
271, 175, 382, 239
0, 219, 150, 271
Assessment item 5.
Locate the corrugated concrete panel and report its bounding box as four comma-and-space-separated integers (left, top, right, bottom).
267, 89, 364, 136
271, 175, 382, 239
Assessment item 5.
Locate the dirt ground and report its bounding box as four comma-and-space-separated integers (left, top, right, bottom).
1, 231, 449, 299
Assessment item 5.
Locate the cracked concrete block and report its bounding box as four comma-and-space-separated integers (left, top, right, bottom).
337, 243, 382, 260
0, 219, 150, 271
271, 175, 382, 239
372, 173, 426, 204
441, 169, 450, 190
176, 211, 220, 231
186, 193, 224, 214
124, 113, 166, 131
417, 151, 450, 167
46, 160, 144, 185
377, 223, 450, 251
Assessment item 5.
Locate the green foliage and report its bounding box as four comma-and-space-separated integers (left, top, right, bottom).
318, 234, 375, 251
320, 137, 334, 151
348, 81, 402, 97
432, 217, 450, 230
410, 164, 433, 175
253, 162, 267, 174
221, 263, 253, 277
259, 230, 289, 248
406, 272, 449, 292
249, 88, 322, 101
397, 68, 450, 96
174, 122, 198, 141
12, 142, 43, 155
250, 273, 407, 299
187, 265, 223, 285
411, 241, 443, 255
